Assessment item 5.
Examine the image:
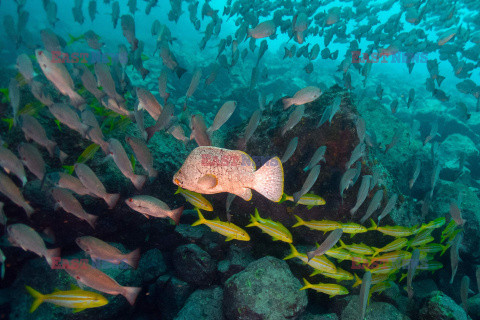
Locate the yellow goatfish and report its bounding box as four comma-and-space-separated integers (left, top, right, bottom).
25, 285, 108, 313
292, 215, 342, 232
192, 208, 250, 241
246, 208, 292, 243
175, 187, 213, 211
280, 193, 326, 209
173, 146, 284, 202
300, 278, 349, 298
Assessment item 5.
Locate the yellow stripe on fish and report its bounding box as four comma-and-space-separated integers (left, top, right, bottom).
338, 239, 375, 256
370, 219, 418, 237
174, 186, 213, 211
340, 221, 370, 237
281, 193, 326, 209
25, 285, 108, 313
246, 208, 292, 243
284, 244, 337, 273
324, 247, 352, 262
300, 278, 349, 298
292, 215, 342, 232
310, 267, 353, 281
192, 208, 250, 241
371, 238, 409, 258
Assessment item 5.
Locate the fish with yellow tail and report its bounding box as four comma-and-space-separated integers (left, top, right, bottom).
279, 193, 326, 209
192, 208, 250, 241
173, 146, 284, 202
371, 238, 409, 258
25, 285, 108, 313
310, 267, 353, 281
300, 278, 348, 298
292, 215, 342, 233
370, 219, 418, 237
175, 187, 213, 211
284, 243, 337, 273
246, 208, 292, 243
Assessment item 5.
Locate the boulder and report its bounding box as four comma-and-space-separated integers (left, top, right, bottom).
340, 295, 407, 320
147, 275, 193, 320
223, 256, 307, 320
173, 244, 217, 286
418, 291, 468, 320
175, 286, 224, 320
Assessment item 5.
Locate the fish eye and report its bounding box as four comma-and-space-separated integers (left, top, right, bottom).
128, 198, 133, 202
174, 178, 180, 184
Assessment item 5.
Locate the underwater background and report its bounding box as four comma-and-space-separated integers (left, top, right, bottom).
0, 0, 479, 319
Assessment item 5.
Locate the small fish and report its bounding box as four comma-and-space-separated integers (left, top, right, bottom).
18, 143, 46, 183
328, 97, 342, 123
0, 145, 27, 186
120, 14, 139, 51
16, 54, 34, 83
94, 63, 124, 104
282, 104, 305, 136
136, 87, 162, 120
7, 224, 60, 267
409, 159, 421, 189
281, 193, 325, 209
310, 267, 353, 281
307, 229, 343, 261
74, 163, 120, 209
125, 136, 157, 178
303, 146, 326, 172
450, 232, 462, 284
0, 171, 33, 217
345, 143, 365, 169
377, 193, 398, 223
293, 165, 320, 203
370, 219, 417, 237
247, 20, 276, 39
371, 238, 409, 258
174, 187, 213, 211
356, 117, 366, 143
324, 247, 352, 262
384, 128, 402, 153
65, 262, 141, 305
424, 122, 439, 146
9, 78, 20, 126
108, 138, 147, 190
48, 103, 90, 137
184, 68, 202, 109
158, 69, 170, 103
174, 146, 284, 202
280, 137, 298, 163
76, 236, 140, 269
246, 208, 292, 243
207, 101, 237, 134
339, 168, 356, 200
25, 285, 108, 313
292, 215, 341, 232
190, 114, 211, 147
126, 195, 183, 224
405, 248, 420, 299
449, 202, 466, 226
20, 115, 58, 157
240, 109, 261, 148
192, 208, 250, 241
460, 276, 470, 313
81, 110, 109, 154
360, 190, 383, 224
338, 240, 374, 256
340, 222, 369, 237
52, 188, 98, 229
145, 102, 175, 142
350, 175, 372, 216
300, 278, 348, 298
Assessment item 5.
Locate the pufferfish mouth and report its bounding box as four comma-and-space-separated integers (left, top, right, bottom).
174, 178, 181, 185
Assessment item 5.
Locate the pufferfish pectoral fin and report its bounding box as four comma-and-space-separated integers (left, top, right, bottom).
197, 174, 218, 189
233, 188, 252, 201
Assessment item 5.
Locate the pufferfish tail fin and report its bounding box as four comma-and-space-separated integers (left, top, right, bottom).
253, 157, 284, 202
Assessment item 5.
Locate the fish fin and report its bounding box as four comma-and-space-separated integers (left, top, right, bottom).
124, 248, 141, 269
73, 308, 86, 313
292, 215, 304, 228
25, 286, 44, 313
174, 186, 182, 195
234, 188, 252, 201
197, 174, 218, 189
282, 98, 294, 110
69, 283, 81, 290
45, 248, 61, 268
132, 174, 147, 190
253, 157, 284, 202
352, 274, 362, 288
104, 193, 120, 209
278, 193, 288, 204
169, 206, 184, 225
86, 214, 98, 229
307, 205, 314, 210
245, 214, 257, 227
122, 286, 141, 306
338, 239, 346, 249
283, 244, 299, 260
310, 269, 321, 277
192, 208, 206, 226
225, 236, 234, 241
299, 278, 311, 290
369, 219, 378, 231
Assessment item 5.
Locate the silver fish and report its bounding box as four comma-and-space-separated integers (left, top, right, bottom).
7, 223, 60, 267
190, 114, 211, 147
207, 101, 237, 134
430, 162, 441, 198
125, 136, 157, 178
120, 14, 138, 51
16, 54, 34, 83
47, 172, 91, 196
167, 125, 189, 145
52, 188, 97, 229
355, 117, 366, 143
384, 128, 402, 154
94, 63, 124, 104
350, 175, 372, 216
449, 202, 466, 226
424, 122, 439, 146
125, 195, 183, 224
449, 232, 462, 284
359, 271, 372, 320
158, 69, 170, 103
339, 168, 356, 201
406, 248, 420, 299
377, 193, 398, 223
108, 139, 147, 190
81, 110, 109, 154
370, 166, 381, 191
345, 143, 365, 169
145, 102, 175, 141
74, 163, 120, 208
184, 68, 202, 108
282, 104, 305, 136
281, 137, 298, 163
136, 87, 162, 120
0, 146, 27, 186
293, 165, 320, 203
360, 189, 383, 224
303, 146, 326, 172
329, 97, 342, 123
80, 65, 106, 102
9, 78, 20, 126
409, 159, 421, 189
306, 228, 343, 261
18, 143, 46, 182
241, 109, 262, 149
48, 103, 90, 137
